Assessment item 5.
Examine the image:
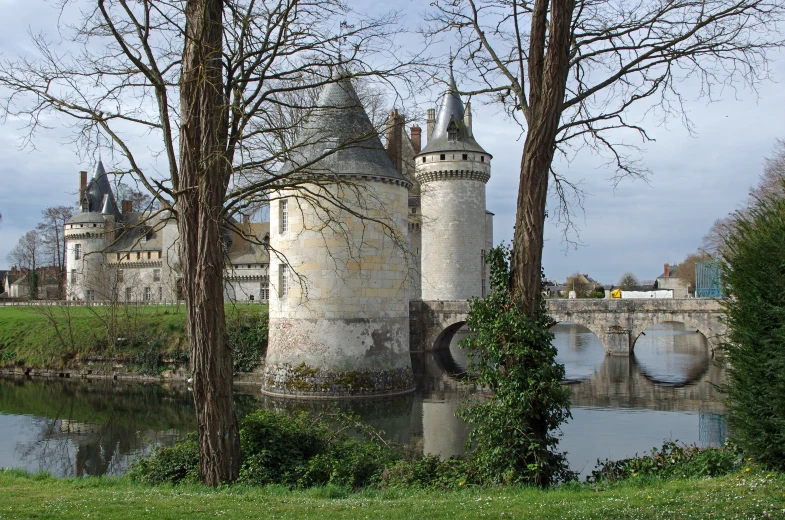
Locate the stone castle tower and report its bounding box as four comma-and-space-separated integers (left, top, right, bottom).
414, 74, 493, 300
262, 70, 415, 398
64, 163, 121, 301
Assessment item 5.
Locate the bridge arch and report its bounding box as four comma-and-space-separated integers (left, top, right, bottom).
631, 316, 716, 355
433, 321, 467, 351
549, 316, 609, 353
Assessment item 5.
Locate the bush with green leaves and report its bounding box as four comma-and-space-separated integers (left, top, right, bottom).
131, 409, 400, 489
588, 441, 741, 483
128, 433, 200, 485
721, 188, 785, 471
459, 245, 574, 487
228, 310, 268, 374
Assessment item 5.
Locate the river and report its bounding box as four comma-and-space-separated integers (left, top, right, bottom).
0, 322, 725, 479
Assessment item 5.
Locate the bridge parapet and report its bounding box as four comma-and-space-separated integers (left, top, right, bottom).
410, 298, 726, 355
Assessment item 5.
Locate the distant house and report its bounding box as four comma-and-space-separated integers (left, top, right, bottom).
1, 266, 62, 300
655, 263, 689, 298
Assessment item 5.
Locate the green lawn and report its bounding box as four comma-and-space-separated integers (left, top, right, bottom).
1, 469, 784, 519
0, 303, 265, 368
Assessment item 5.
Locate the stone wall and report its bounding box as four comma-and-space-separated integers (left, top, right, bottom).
418, 177, 488, 300
264, 179, 414, 397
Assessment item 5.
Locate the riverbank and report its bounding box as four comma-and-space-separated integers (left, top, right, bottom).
1, 469, 783, 519
0, 304, 267, 378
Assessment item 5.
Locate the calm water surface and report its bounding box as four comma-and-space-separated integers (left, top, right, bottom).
0, 322, 725, 478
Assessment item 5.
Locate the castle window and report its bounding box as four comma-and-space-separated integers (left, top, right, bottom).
147, 251, 152, 260
136, 252, 141, 260
153, 269, 161, 282
70, 269, 77, 284
422, 157, 426, 163
261, 284, 269, 301
462, 154, 468, 160
440, 154, 445, 161
74, 244, 82, 260
116, 253, 121, 261
481, 156, 485, 162
118, 270, 124, 282
447, 120, 458, 141
280, 199, 289, 233
86, 290, 95, 301
280, 265, 289, 297
93, 224, 97, 228
144, 287, 151, 301
411, 208, 416, 214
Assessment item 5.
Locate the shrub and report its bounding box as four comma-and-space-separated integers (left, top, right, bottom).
128, 433, 200, 485
588, 441, 741, 483
459, 245, 574, 487
229, 311, 268, 374
131, 409, 400, 489
721, 188, 785, 471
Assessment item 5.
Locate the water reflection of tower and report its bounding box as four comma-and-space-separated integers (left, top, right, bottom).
699, 413, 726, 447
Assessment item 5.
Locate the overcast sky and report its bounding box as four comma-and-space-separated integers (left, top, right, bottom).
1, 0, 783, 285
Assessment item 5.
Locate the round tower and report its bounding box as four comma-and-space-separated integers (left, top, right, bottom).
64, 162, 119, 300
262, 70, 414, 398
415, 76, 492, 300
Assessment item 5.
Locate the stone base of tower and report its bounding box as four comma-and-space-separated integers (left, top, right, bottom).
261, 317, 415, 398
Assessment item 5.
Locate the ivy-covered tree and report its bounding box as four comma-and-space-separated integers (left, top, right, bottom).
721, 185, 785, 470
459, 245, 572, 487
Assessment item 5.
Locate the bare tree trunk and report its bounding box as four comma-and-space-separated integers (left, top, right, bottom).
179, 0, 239, 485
511, 0, 575, 316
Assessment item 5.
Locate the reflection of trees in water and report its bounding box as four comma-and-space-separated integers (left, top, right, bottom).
1, 377, 195, 477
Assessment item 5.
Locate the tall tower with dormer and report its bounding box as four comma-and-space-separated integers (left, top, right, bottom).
414, 74, 493, 300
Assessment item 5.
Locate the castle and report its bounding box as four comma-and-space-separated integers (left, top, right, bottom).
65, 70, 493, 397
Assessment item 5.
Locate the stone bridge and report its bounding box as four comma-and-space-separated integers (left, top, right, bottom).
409, 298, 726, 355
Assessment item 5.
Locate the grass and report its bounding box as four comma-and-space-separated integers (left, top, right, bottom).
1, 468, 784, 519
0, 303, 265, 369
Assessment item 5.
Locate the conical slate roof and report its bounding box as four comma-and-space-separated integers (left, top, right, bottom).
68, 160, 120, 222
419, 74, 490, 156
279, 71, 407, 184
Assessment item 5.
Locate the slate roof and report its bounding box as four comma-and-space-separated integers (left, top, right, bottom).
68, 160, 121, 223
419, 74, 491, 156
279, 70, 407, 184
105, 212, 166, 252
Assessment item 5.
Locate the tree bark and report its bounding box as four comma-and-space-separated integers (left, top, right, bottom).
511, 0, 576, 316
179, 0, 240, 485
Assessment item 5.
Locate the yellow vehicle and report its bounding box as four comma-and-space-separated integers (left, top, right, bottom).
611, 288, 622, 299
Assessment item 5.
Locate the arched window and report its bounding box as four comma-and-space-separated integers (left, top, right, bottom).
447, 120, 458, 141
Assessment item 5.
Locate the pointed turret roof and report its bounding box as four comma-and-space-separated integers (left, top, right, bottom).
418, 75, 490, 157
279, 70, 408, 184
68, 160, 120, 223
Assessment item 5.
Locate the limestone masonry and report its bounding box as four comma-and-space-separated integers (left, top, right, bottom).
65, 69, 494, 398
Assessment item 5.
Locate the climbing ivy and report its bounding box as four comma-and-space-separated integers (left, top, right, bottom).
458, 244, 574, 487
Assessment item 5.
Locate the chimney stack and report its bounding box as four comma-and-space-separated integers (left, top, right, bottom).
664, 263, 670, 278
122, 200, 133, 214
410, 125, 422, 154
385, 109, 403, 173
426, 109, 436, 141
79, 171, 88, 210
464, 101, 473, 136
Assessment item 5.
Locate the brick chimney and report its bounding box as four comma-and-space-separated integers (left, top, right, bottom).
426, 109, 436, 141
79, 171, 88, 209
385, 109, 403, 173
122, 200, 133, 214
664, 263, 670, 278
410, 125, 422, 154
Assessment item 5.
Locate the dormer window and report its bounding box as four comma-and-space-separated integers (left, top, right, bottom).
447, 120, 458, 141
